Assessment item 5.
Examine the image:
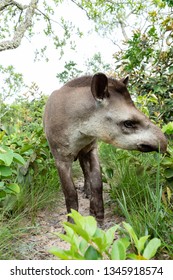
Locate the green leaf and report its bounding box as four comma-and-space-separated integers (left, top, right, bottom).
13, 153, 26, 165
84, 245, 102, 260
127, 253, 138, 260
111, 239, 126, 260
137, 235, 150, 254
0, 190, 6, 198
0, 131, 5, 140
49, 247, 72, 260
64, 222, 90, 242
105, 225, 119, 248
0, 146, 13, 166
143, 238, 161, 259
0, 166, 12, 177
7, 183, 20, 194
162, 122, 173, 134
161, 157, 173, 167
68, 210, 97, 237
20, 144, 33, 153
68, 209, 84, 227
92, 228, 107, 251
62, 224, 80, 250
84, 216, 97, 237
119, 237, 130, 249
164, 168, 173, 179
123, 222, 139, 248
63, 224, 76, 238
79, 239, 88, 254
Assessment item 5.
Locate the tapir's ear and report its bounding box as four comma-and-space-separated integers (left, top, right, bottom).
121, 76, 129, 86
91, 73, 109, 101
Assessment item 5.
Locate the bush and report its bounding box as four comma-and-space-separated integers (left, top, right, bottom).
50, 210, 161, 260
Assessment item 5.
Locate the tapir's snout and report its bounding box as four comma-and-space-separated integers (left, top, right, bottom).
137, 144, 159, 153
137, 128, 168, 154
137, 141, 167, 153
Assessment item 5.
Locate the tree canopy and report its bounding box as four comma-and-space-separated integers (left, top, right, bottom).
0, 0, 173, 110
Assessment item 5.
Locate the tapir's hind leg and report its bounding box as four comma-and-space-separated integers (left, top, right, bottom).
79, 152, 91, 198
79, 147, 104, 223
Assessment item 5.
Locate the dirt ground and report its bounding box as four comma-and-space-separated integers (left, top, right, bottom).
15, 178, 123, 260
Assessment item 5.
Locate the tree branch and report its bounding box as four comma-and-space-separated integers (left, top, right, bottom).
0, 0, 27, 11
0, 0, 38, 52
119, 20, 129, 41
70, 0, 91, 20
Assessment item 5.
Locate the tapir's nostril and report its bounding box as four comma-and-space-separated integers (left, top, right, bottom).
137, 144, 158, 153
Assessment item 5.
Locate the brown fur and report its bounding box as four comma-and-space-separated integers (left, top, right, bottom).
43, 73, 167, 223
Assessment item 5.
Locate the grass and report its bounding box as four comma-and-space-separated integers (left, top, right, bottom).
99, 142, 173, 259
0, 164, 60, 259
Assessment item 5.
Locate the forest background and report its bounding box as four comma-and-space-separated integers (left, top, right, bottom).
0, 0, 173, 260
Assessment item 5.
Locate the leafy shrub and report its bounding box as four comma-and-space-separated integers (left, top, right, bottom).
0, 145, 25, 200
0, 94, 60, 219
50, 210, 161, 260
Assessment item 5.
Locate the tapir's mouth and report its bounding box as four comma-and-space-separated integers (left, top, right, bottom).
137, 144, 159, 153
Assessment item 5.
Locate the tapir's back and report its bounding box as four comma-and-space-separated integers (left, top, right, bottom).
44, 76, 94, 129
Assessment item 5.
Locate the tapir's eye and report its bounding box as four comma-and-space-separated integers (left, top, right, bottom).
123, 120, 136, 128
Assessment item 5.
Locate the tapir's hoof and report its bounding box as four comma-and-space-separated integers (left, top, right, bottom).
96, 218, 104, 227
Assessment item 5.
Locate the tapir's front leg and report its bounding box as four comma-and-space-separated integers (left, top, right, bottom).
89, 148, 104, 223
56, 160, 78, 221
79, 147, 104, 221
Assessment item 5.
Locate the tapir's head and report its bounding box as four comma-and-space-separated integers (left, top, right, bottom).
90, 73, 167, 153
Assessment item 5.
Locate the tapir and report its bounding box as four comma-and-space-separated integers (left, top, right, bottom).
43, 73, 167, 223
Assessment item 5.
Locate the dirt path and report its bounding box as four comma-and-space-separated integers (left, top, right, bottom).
16, 179, 123, 259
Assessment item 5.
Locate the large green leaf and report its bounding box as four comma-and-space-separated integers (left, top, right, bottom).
0, 146, 13, 166
13, 153, 25, 165
111, 239, 126, 260
79, 239, 88, 255
6, 183, 20, 194
0, 166, 12, 177
49, 247, 73, 260
143, 238, 161, 259
68, 209, 84, 227
84, 245, 102, 260
92, 228, 107, 252
84, 216, 97, 237
105, 225, 119, 249
137, 235, 150, 254
64, 222, 90, 242
123, 222, 138, 247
